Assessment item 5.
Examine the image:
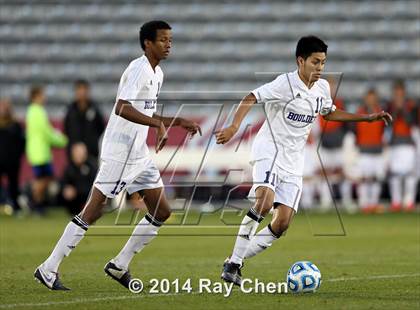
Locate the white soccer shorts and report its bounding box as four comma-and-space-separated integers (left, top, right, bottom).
248, 159, 303, 212
318, 147, 343, 170
389, 145, 416, 175
357, 153, 385, 180
94, 157, 164, 198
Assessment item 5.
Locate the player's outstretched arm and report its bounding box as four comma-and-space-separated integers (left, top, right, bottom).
215, 93, 257, 144
323, 109, 393, 126
152, 114, 202, 137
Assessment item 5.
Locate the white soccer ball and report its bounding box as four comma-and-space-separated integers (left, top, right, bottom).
286, 261, 322, 293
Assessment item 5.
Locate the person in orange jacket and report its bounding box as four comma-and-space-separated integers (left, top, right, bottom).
387, 80, 417, 212
318, 81, 353, 211
355, 88, 386, 213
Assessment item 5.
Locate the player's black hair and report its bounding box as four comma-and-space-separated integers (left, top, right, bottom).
295, 35, 328, 60
74, 79, 90, 88
139, 20, 172, 51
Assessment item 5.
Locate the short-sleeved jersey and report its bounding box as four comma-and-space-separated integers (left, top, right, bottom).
251, 70, 336, 176
101, 55, 163, 163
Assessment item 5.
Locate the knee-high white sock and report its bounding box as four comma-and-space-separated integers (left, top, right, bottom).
43, 215, 88, 272
341, 180, 353, 204
357, 182, 369, 208
113, 213, 162, 270
319, 181, 332, 206
244, 224, 280, 259
229, 208, 263, 265
390, 176, 402, 204
403, 176, 418, 206
370, 181, 382, 205
301, 180, 315, 209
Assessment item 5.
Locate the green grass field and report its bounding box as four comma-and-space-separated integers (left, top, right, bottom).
1, 208, 419, 309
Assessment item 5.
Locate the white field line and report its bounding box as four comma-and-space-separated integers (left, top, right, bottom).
0, 292, 201, 309
326, 273, 420, 282
90, 226, 239, 229
1, 273, 419, 308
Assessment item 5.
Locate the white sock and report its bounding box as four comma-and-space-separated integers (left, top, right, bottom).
43, 215, 88, 272
319, 181, 332, 206
113, 213, 162, 270
390, 176, 402, 204
403, 176, 418, 206
301, 180, 315, 209
357, 182, 369, 208
244, 224, 280, 259
341, 180, 353, 204
370, 181, 382, 205
230, 208, 263, 265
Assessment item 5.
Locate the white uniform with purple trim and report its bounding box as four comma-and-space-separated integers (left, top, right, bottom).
248, 70, 336, 211
95, 55, 164, 198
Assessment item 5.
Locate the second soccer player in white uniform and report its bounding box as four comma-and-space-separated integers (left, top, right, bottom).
34, 20, 201, 290
216, 36, 392, 286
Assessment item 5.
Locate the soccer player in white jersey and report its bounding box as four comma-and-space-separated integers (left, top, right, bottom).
34, 20, 201, 290
216, 36, 392, 286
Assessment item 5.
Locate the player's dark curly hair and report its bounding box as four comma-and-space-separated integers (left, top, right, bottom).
139, 20, 171, 51
295, 36, 328, 60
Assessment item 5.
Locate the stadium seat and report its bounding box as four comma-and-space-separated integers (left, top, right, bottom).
1, 0, 418, 108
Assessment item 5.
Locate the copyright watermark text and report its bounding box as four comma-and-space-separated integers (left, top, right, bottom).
128, 278, 288, 296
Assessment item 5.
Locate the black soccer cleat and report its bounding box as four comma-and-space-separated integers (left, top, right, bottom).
223, 256, 244, 271
104, 261, 132, 289
34, 266, 70, 291
221, 260, 242, 286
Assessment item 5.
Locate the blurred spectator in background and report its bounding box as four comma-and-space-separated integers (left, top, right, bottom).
61, 143, 97, 215
387, 80, 417, 212
415, 101, 420, 204
0, 98, 25, 215
26, 86, 67, 215
301, 132, 319, 210
318, 80, 353, 211
355, 89, 386, 213
64, 80, 105, 160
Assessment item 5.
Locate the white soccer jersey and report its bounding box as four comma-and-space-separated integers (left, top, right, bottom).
101, 55, 163, 163
251, 70, 336, 176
